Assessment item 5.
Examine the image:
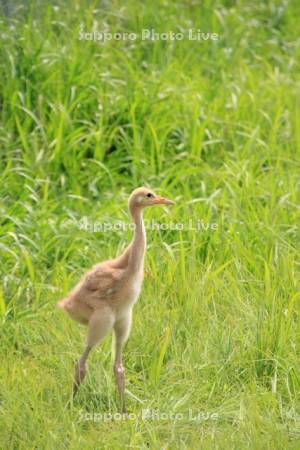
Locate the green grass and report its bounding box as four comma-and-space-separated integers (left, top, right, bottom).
0, 0, 300, 448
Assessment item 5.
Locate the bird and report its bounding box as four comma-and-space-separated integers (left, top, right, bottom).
58, 187, 175, 412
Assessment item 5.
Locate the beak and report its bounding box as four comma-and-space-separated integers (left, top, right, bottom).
153, 196, 175, 205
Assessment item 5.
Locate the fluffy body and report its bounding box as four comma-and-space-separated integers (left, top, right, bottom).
59, 258, 143, 325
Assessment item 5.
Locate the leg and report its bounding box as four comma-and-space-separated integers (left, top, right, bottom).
73, 346, 91, 397
113, 310, 132, 413
73, 306, 114, 397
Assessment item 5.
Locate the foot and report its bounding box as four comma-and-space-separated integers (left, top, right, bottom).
73, 360, 86, 397
114, 363, 126, 412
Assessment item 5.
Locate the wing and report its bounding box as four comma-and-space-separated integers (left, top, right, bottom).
83, 263, 123, 297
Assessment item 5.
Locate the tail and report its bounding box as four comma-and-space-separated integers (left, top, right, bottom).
57, 297, 68, 310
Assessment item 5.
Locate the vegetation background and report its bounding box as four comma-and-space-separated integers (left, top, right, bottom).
0, 0, 300, 448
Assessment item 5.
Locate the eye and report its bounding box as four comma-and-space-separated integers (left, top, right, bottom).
146, 193, 154, 198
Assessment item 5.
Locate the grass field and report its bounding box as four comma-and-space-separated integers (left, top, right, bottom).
1, 0, 300, 448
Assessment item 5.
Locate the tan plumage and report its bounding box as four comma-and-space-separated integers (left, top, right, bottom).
58, 187, 175, 411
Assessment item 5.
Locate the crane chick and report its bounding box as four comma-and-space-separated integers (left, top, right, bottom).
58, 187, 175, 412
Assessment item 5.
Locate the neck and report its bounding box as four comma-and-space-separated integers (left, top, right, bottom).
129, 206, 146, 272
